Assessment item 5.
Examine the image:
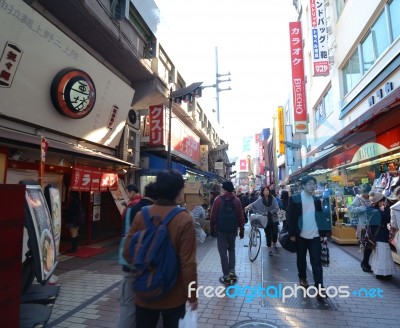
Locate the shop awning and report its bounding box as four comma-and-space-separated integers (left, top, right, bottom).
185, 166, 228, 182
307, 86, 400, 157
0, 127, 134, 168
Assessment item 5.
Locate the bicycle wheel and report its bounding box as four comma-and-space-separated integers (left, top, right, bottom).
248, 227, 261, 262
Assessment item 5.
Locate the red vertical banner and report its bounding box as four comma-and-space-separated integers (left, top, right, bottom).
39, 136, 48, 187
70, 166, 83, 191
149, 104, 165, 146
289, 21, 308, 134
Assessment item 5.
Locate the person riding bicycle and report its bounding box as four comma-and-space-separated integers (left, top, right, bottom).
245, 185, 279, 256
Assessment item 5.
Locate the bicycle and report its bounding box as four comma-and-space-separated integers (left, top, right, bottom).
246, 212, 268, 262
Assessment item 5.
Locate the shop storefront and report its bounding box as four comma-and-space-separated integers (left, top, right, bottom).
0, 0, 136, 247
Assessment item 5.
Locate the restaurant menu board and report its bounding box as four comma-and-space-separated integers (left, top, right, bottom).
25, 185, 58, 284
48, 187, 62, 256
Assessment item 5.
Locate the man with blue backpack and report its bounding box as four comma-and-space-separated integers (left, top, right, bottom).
117, 181, 158, 328
210, 181, 245, 285
123, 170, 198, 328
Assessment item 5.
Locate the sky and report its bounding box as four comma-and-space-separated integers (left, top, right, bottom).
153, 0, 297, 161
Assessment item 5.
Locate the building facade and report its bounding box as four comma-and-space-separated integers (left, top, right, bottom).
0, 0, 229, 244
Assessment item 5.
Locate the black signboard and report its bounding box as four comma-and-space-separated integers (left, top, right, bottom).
25, 185, 58, 284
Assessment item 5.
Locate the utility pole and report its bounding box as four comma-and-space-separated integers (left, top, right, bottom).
215, 46, 231, 124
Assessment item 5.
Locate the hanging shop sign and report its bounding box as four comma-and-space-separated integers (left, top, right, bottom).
289, 21, 308, 133
149, 104, 200, 164
277, 106, 285, 155
39, 136, 48, 187
70, 166, 118, 191
239, 159, 247, 171
50, 68, 96, 119
149, 104, 165, 146
310, 0, 329, 76
0, 42, 23, 87
200, 145, 209, 172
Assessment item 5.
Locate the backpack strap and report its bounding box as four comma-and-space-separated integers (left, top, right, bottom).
141, 206, 185, 227
141, 206, 152, 228
162, 207, 185, 225
124, 207, 132, 234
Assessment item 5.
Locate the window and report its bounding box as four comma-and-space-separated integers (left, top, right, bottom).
389, 0, 400, 40
343, 50, 361, 95
315, 88, 333, 128
336, 0, 347, 18
361, 11, 389, 73
341, 3, 399, 95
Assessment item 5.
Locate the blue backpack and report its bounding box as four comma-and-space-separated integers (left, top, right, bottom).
129, 206, 185, 301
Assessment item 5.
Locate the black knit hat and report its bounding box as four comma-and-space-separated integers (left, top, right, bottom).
222, 181, 234, 193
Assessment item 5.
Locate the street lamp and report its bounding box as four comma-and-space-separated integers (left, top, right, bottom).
167, 82, 203, 170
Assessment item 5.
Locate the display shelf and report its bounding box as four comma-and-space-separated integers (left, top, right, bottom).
330, 195, 358, 245
331, 225, 358, 244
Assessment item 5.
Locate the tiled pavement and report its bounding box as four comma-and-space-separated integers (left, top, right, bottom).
44, 224, 400, 328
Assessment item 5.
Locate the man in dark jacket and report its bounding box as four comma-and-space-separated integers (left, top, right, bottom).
210, 181, 245, 284
287, 176, 331, 301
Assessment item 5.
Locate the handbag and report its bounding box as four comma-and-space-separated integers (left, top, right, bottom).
360, 217, 380, 251
278, 227, 296, 253
277, 209, 287, 222
320, 241, 330, 267
118, 207, 132, 266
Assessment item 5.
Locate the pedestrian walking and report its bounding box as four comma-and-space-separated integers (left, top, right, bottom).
117, 182, 158, 328
123, 170, 197, 328
286, 176, 331, 301
210, 181, 245, 285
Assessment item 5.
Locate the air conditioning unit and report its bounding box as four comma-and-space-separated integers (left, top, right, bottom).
123, 126, 140, 166
127, 109, 140, 130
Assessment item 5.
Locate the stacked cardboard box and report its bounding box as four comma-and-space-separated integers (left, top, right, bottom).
184, 181, 203, 211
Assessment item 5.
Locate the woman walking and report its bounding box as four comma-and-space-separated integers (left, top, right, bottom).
245, 186, 280, 256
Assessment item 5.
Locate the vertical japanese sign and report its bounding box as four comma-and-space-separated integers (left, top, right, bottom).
200, 145, 209, 171
310, 0, 329, 76
39, 136, 48, 187
289, 21, 308, 134
277, 106, 285, 155
149, 105, 165, 146
0, 42, 23, 87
